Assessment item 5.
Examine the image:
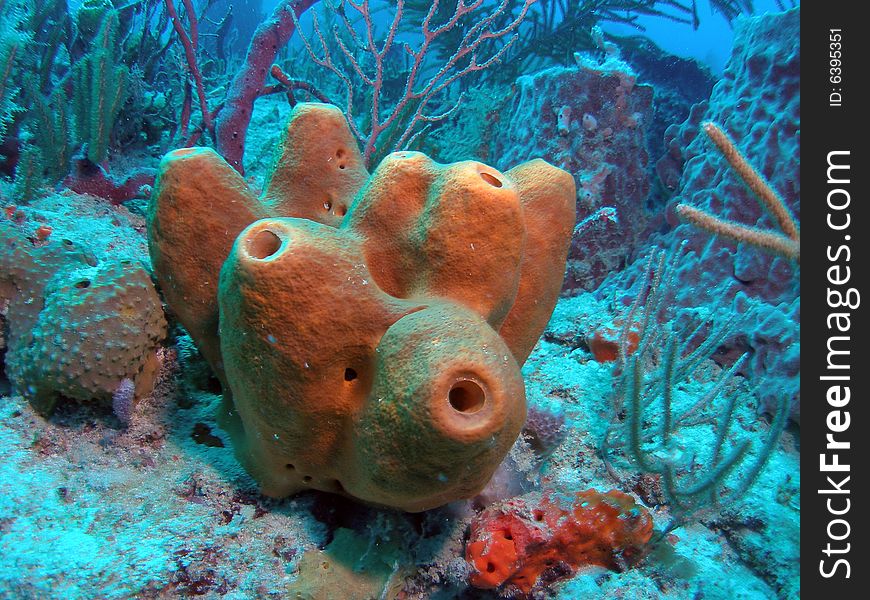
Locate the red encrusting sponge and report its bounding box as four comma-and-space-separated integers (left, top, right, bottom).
466, 489, 653, 593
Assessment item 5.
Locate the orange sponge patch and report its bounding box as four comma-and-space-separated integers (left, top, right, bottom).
467, 489, 653, 593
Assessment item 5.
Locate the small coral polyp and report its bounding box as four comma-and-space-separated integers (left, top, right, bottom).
147, 103, 576, 511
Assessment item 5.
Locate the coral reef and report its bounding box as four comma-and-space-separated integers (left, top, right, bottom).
0, 3, 801, 598
650, 7, 801, 420
0, 272, 800, 598
1, 192, 166, 414
148, 102, 575, 511
466, 489, 653, 594
491, 59, 656, 293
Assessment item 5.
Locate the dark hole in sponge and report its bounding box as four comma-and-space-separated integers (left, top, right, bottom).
448, 380, 485, 414
344, 368, 357, 382
75, 280, 91, 289
479, 171, 502, 188
248, 229, 282, 259
486, 563, 496, 573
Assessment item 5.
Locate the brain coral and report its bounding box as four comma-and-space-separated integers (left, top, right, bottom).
1, 194, 167, 414
147, 103, 575, 511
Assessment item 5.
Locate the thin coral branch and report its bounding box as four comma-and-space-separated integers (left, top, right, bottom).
704, 120, 800, 241
291, 0, 536, 167
601, 244, 789, 535
289, 7, 364, 142
269, 64, 335, 105
676, 121, 800, 262
675, 352, 747, 426
403, 123, 431, 150
721, 394, 789, 505
333, 26, 374, 86
184, 103, 223, 146
392, 0, 535, 154
419, 97, 463, 123
619, 250, 656, 367
676, 203, 800, 261
165, 0, 212, 133
660, 337, 676, 445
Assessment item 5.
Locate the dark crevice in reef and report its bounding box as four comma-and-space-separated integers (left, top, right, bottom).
191, 422, 225, 447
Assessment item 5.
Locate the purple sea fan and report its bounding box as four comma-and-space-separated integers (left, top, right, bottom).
112, 378, 135, 426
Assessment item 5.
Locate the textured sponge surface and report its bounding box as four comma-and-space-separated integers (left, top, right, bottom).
148, 103, 575, 511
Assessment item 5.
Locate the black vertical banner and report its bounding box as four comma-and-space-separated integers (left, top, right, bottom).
803, 3, 869, 596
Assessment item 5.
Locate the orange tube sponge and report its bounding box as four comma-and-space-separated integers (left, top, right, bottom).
467, 489, 653, 593
147, 103, 575, 511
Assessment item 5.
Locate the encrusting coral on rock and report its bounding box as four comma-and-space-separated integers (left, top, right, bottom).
1, 193, 167, 414
147, 102, 576, 512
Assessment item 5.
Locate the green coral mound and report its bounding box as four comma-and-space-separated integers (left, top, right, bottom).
0, 193, 166, 415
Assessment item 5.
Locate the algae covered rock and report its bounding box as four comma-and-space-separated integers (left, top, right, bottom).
148, 102, 576, 511
288, 528, 409, 600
